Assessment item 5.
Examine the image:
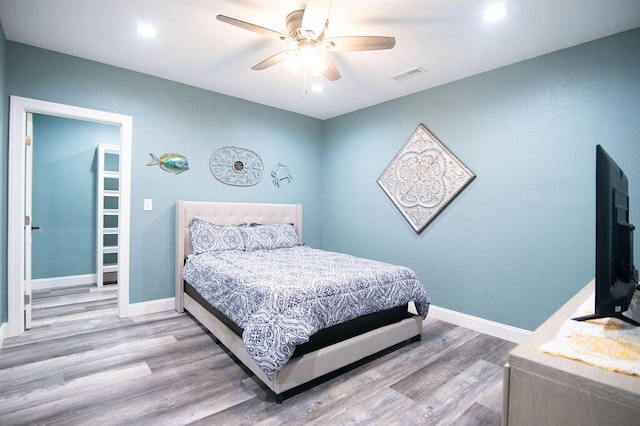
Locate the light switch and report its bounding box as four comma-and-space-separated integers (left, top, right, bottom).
144, 198, 153, 211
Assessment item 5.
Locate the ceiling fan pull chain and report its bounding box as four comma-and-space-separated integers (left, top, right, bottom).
302, 67, 308, 98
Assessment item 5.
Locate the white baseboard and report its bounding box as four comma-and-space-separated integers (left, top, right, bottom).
1, 297, 528, 352
123, 298, 531, 343
0, 322, 7, 351
428, 304, 531, 344
128, 297, 175, 317
32, 274, 97, 290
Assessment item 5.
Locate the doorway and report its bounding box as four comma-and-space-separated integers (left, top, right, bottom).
7, 96, 132, 338
31, 114, 120, 288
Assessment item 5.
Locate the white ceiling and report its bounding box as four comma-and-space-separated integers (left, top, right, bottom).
1, 0, 639, 120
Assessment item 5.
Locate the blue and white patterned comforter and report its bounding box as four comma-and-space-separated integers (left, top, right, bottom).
183, 246, 430, 380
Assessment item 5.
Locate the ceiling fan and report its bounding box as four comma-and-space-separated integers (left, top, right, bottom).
216, 0, 396, 81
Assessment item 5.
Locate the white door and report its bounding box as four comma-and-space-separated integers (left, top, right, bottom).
24, 112, 34, 329
7, 96, 132, 338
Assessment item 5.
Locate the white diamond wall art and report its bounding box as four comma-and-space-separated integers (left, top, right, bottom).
377, 124, 475, 233
209, 146, 264, 186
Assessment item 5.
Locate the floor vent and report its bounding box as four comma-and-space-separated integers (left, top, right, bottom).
391, 67, 427, 81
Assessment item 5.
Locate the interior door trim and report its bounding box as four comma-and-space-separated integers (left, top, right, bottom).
7, 96, 132, 337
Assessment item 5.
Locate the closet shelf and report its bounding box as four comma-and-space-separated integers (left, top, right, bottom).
103, 264, 118, 273
97, 144, 120, 287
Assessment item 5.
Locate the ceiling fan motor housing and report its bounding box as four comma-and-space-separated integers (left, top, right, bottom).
286, 10, 326, 43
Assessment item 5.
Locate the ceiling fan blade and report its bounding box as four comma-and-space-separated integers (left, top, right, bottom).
321, 55, 341, 81
217, 15, 288, 41
322, 36, 396, 51
302, 0, 332, 37
251, 51, 293, 71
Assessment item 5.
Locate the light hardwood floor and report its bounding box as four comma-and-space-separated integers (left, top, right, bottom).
0, 284, 515, 425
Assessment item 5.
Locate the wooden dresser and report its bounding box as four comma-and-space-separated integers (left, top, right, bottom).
502, 280, 640, 426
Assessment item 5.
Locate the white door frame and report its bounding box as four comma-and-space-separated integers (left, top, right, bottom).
24, 112, 33, 329
7, 96, 133, 337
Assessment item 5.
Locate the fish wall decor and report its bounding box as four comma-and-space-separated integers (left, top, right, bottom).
147, 153, 189, 174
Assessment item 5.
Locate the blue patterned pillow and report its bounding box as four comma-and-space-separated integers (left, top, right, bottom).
190, 218, 245, 255
242, 223, 300, 252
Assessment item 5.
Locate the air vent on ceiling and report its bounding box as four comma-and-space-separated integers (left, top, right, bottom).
391, 67, 427, 81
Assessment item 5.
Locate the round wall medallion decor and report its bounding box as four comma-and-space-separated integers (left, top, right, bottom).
209, 146, 264, 186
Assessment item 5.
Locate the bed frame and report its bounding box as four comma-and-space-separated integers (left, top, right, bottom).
175, 200, 423, 401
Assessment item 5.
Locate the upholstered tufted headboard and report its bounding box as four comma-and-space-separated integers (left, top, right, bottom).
174, 201, 303, 312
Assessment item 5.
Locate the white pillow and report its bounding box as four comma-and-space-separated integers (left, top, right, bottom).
241, 223, 299, 252
190, 218, 244, 255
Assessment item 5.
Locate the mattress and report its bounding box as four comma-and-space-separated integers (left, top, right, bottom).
183, 245, 430, 379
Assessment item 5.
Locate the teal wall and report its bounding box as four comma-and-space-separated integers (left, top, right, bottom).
6, 42, 324, 305
0, 22, 7, 323
2, 28, 639, 330
31, 114, 120, 279
322, 28, 640, 330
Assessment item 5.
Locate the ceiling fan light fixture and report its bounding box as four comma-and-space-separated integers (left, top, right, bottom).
286, 47, 327, 76
303, 48, 327, 76
285, 51, 301, 74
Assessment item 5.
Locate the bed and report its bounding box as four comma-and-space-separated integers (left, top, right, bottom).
175, 200, 430, 402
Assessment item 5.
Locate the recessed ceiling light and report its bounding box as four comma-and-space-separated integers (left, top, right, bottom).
136, 24, 157, 39
483, 3, 507, 22
311, 84, 324, 93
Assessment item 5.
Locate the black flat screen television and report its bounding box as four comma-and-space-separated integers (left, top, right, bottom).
573, 145, 639, 326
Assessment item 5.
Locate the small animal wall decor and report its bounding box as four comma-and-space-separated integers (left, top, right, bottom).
210, 146, 263, 186
271, 163, 293, 187
147, 153, 189, 174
